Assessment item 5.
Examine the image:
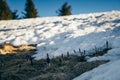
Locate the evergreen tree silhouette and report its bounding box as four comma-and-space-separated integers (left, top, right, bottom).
23, 0, 38, 18
57, 2, 72, 16
12, 10, 19, 19
0, 0, 12, 20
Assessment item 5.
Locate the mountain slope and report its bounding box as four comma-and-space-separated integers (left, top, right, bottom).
0, 11, 120, 80
1, 11, 120, 59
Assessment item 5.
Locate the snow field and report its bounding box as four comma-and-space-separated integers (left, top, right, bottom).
0, 10, 120, 80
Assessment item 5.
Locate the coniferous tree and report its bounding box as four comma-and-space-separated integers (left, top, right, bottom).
23, 0, 38, 18
0, 0, 12, 20
57, 2, 72, 16
12, 10, 19, 19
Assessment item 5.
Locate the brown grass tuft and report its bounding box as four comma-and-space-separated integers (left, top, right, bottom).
0, 42, 36, 54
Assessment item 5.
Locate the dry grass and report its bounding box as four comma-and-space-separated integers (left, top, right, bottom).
0, 42, 109, 80
0, 43, 17, 54
0, 42, 36, 54
18, 44, 36, 51
0, 52, 108, 80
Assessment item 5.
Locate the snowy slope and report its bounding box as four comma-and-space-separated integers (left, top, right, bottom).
0, 11, 120, 59
73, 60, 120, 80
0, 11, 120, 80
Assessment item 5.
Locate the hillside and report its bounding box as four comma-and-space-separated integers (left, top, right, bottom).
0, 11, 120, 80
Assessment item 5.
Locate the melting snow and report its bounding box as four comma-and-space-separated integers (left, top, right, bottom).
0, 10, 120, 80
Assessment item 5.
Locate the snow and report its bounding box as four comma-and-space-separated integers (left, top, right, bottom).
73, 60, 120, 80
88, 48, 120, 61
0, 11, 120, 59
0, 10, 120, 80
